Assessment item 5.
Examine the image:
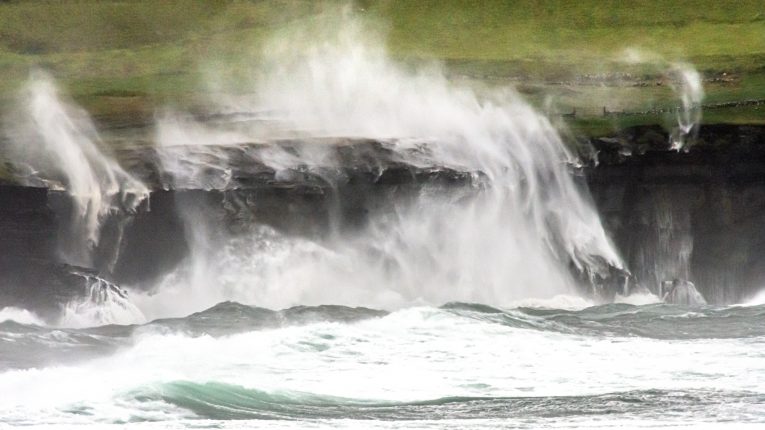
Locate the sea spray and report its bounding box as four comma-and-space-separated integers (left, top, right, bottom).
58, 272, 145, 328
139, 12, 623, 316
3, 72, 149, 267
256, 14, 624, 276
0, 307, 45, 326
621, 50, 705, 151
668, 63, 704, 150
2, 303, 765, 426
1, 72, 148, 326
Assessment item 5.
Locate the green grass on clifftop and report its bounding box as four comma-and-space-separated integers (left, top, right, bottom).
0, 0, 763, 134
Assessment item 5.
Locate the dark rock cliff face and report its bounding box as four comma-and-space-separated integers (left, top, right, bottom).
107, 139, 478, 286
586, 124, 765, 303
3, 127, 765, 315
0, 139, 479, 316
0, 186, 111, 314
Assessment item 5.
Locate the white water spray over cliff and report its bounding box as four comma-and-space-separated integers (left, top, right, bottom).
4, 73, 148, 267
140, 15, 623, 317
59, 273, 145, 328
1, 73, 149, 327
621, 50, 705, 151
668, 63, 704, 150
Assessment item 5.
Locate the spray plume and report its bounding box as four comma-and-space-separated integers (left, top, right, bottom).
621, 49, 705, 150
138, 12, 622, 317
4, 72, 148, 267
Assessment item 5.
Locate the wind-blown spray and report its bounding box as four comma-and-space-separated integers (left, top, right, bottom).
668, 63, 704, 150
2, 72, 148, 326
621, 50, 705, 151
4, 72, 148, 267
142, 13, 622, 316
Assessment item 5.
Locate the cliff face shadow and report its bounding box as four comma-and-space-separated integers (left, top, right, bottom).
587, 124, 765, 303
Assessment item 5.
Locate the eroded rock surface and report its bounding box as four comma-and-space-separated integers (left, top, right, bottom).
5, 126, 765, 315
587, 124, 765, 303
0, 139, 480, 317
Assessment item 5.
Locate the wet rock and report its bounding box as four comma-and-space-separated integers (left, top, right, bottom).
0, 138, 481, 312
110, 139, 481, 286
660, 279, 707, 306
0, 260, 126, 321
586, 124, 765, 304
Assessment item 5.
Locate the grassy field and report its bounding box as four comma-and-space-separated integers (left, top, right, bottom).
0, 0, 763, 135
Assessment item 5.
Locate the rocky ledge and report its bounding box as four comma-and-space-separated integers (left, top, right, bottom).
0, 139, 480, 318
586, 124, 765, 303
3, 126, 765, 318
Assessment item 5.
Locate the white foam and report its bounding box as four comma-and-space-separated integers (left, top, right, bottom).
58, 276, 146, 328
0, 307, 762, 426
507, 294, 595, 310
614, 292, 662, 306
0, 307, 45, 326
739, 289, 765, 307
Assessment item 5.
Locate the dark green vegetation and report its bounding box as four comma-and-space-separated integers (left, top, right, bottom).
0, 0, 763, 135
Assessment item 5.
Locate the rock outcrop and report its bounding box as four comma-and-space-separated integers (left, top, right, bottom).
0, 139, 480, 317
586, 124, 765, 303
4, 125, 765, 315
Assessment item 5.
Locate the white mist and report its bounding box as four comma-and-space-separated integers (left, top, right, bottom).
5, 72, 148, 267
669, 63, 704, 150
140, 13, 622, 317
